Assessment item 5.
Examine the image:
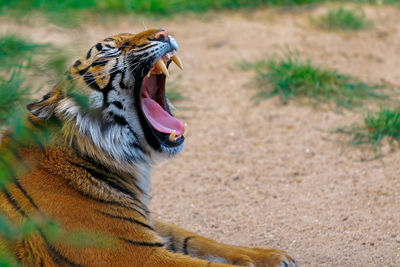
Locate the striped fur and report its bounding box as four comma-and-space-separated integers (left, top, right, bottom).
0, 29, 295, 266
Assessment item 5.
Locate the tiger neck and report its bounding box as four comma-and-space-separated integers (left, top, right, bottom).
46, 141, 152, 211
76, 149, 152, 206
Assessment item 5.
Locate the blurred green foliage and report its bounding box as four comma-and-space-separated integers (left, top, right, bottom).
240, 51, 387, 109
0, 35, 42, 71
0, 71, 30, 123
0, 33, 113, 265
0, 35, 68, 79
0, 34, 59, 265
314, 7, 372, 31
0, 34, 68, 130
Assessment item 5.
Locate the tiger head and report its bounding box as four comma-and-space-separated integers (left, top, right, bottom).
27, 29, 185, 175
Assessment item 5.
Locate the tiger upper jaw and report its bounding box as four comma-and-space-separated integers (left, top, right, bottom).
146, 51, 183, 78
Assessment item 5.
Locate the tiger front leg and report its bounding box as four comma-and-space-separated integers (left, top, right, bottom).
153, 219, 296, 267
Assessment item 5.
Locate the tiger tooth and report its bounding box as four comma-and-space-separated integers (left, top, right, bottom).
146, 71, 151, 77
169, 130, 176, 142
156, 59, 169, 77
171, 55, 184, 70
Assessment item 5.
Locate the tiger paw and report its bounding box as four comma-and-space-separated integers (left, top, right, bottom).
225, 248, 296, 267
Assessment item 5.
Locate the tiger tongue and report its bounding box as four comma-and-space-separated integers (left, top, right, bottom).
141, 98, 184, 136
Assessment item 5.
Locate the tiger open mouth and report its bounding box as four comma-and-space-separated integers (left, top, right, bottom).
139, 51, 185, 148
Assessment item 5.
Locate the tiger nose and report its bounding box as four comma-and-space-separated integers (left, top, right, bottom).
155, 30, 169, 41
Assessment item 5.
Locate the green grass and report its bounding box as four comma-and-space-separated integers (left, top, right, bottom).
349, 0, 400, 4
338, 108, 400, 148
2, 0, 397, 15
240, 52, 387, 109
315, 7, 372, 31
0, 0, 330, 26
2, 0, 399, 27
0, 0, 324, 15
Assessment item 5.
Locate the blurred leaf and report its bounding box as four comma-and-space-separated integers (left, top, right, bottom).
61, 230, 116, 249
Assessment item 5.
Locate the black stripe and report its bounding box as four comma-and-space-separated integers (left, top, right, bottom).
1, 188, 27, 216
69, 162, 137, 199
80, 156, 146, 195
119, 237, 164, 247
108, 112, 145, 153
73, 60, 81, 67
119, 41, 130, 51
135, 43, 152, 49
106, 111, 144, 154
67, 161, 148, 213
133, 44, 156, 53
1, 188, 85, 267
183, 236, 194, 255
100, 69, 118, 105
95, 210, 153, 231
78, 66, 90, 76
119, 65, 127, 89
95, 43, 103, 51
110, 101, 123, 109
91, 60, 108, 67
71, 155, 148, 206
46, 242, 85, 267
13, 180, 40, 211
69, 186, 148, 219
109, 112, 128, 126
83, 72, 101, 91
86, 48, 92, 59
128, 142, 146, 155
0, 188, 25, 266
168, 235, 176, 252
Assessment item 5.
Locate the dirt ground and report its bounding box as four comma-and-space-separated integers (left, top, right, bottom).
2, 4, 400, 266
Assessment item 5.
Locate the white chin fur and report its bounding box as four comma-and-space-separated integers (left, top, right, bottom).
159, 142, 184, 157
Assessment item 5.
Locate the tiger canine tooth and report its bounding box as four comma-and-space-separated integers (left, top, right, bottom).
171, 55, 184, 70
169, 130, 176, 142
146, 71, 151, 77
155, 59, 169, 77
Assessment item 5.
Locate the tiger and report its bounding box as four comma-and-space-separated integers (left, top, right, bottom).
0, 29, 296, 267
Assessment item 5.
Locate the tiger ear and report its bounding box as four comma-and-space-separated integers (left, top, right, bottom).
26, 89, 62, 120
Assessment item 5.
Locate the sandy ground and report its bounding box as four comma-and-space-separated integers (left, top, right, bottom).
2, 4, 400, 266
